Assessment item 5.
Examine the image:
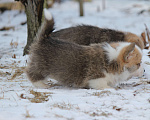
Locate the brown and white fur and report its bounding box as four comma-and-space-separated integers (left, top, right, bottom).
26, 9, 143, 89
51, 25, 145, 50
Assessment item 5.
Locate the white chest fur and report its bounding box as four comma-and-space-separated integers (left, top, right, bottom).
88, 71, 130, 89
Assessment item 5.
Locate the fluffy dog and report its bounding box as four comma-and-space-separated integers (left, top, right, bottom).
26, 9, 143, 89
51, 25, 145, 50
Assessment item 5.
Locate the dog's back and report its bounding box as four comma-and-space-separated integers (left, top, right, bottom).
51, 25, 125, 45
51, 25, 144, 49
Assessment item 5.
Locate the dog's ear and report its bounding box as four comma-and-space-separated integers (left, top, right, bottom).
123, 43, 135, 62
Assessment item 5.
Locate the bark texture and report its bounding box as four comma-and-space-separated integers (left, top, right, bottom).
15, 0, 44, 55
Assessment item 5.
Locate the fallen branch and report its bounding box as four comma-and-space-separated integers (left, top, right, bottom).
0, 26, 15, 31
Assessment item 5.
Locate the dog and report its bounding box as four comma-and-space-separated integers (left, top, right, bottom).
26, 9, 143, 89
51, 25, 145, 50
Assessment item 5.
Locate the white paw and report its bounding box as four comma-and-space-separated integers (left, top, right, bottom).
31, 80, 51, 89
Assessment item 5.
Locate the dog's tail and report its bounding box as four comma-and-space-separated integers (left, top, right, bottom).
36, 8, 54, 41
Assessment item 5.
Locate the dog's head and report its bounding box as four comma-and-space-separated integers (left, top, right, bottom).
115, 42, 142, 74
104, 42, 143, 75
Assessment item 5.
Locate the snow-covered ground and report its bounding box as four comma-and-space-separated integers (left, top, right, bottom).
0, 0, 150, 120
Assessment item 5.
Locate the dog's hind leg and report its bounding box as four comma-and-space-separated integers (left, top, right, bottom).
26, 67, 51, 89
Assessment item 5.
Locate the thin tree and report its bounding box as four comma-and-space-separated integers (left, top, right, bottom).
102, 0, 105, 10
79, 0, 84, 16
15, 0, 45, 55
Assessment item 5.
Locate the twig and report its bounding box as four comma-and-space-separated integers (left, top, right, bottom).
0, 26, 15, 31
145, 24, 150, 49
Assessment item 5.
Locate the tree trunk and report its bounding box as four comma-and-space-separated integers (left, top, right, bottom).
15, 0, 44, 55
79, 0, 84, 17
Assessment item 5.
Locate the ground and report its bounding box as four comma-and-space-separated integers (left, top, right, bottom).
0, 0, 150, 120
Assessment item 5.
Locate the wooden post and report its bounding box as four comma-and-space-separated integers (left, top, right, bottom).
79, 0, 84, 17
102, 0, 105, 11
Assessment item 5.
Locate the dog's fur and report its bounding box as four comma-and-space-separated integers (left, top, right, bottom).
51, 25, 145, 50
26, 9, 143, 89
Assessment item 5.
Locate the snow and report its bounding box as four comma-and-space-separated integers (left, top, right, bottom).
0, 0, 150, 120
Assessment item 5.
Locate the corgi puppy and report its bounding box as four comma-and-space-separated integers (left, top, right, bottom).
51, 25, 145, 50
26, 9, 143, 89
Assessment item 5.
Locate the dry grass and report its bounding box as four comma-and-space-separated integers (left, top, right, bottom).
0, 91, 4, 99
0, 71, 11, 77
84, 111, 112, 117
20, 90, 53, 103
0, 65, 9, 69
55, 114, 74, 120
145, 61, 150, 65
10, 40, 18, 48
116, 79, 150, 90
133, 80, 150, 87
0, 26, 15, 31
92, 90, 111, 97
0, 88, 10, 100
90, 112, 112, 117
10, 67, 25, 80
0, 60, 26, 80
0, 58, 25, 80
23, 109, 34, 118
55, 114, 64, 118
52, 102, 80, 110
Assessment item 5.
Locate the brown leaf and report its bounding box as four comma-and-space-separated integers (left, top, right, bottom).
20, 93, 26, 99
113, 106, 122, 111
116, 108, 121, 111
